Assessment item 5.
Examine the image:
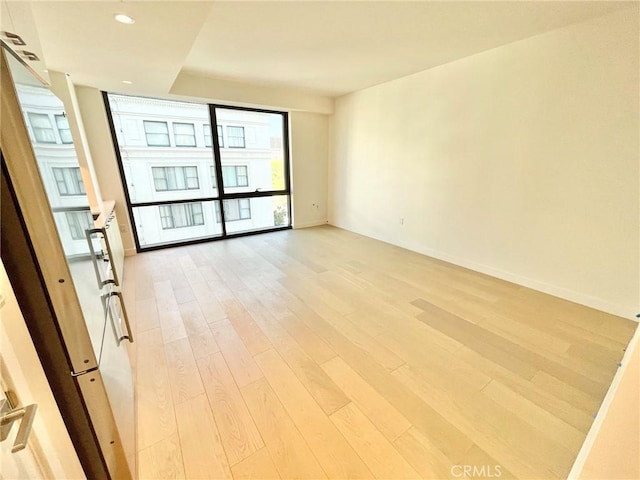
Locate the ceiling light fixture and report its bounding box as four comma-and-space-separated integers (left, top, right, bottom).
114, 13, 135, 25
122, 80, 133, 85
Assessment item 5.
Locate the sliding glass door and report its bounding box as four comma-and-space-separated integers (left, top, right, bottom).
104, 94, 291, 251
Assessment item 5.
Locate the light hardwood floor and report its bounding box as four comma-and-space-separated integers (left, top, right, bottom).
122, 225, 637, 480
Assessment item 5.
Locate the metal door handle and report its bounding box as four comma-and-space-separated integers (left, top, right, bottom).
105, 291, 133, 345
0, 398, 37, 453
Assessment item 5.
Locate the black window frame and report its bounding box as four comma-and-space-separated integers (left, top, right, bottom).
103, 92, 292, 252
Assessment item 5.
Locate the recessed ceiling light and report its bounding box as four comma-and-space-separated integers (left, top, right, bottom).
114, 13, 135, 25
43, 69, 48, 73
122, 80, 133, 85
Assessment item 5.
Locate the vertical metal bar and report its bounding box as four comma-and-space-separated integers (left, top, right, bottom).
209, 105, 227, 236
282, 111, 293, 227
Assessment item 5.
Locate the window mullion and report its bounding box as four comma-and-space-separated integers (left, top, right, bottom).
209, 105, 227, 236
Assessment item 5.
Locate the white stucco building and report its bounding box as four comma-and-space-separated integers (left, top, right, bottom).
17, 82, 94, 257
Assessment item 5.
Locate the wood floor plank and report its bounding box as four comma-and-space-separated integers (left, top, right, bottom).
531, 371, 602, 414
178, 300, 220, 359
254, 348, 373, 479
158, 310, 188, 345
197, 352, 264, 466
240, 378, 327, 480
482, 379, 586, 452
330, 402, 421, 479
457, 443, 517, 479
137, 434, 185, 480
164, 337, 205, 405
222, 298, 273, 356
235, 289, 350, 415
277, 310, 337, 364
210, 319, 264, 388
393, 427, 457, 480
136, 297, 160, 333
136, 328, 177, 450
286, 302, 474, 463
393, 364, 569, 478
456, 346, 595, 432
231, 448, 281, 480
322, 356, 411, 441
175, 394, 232, 479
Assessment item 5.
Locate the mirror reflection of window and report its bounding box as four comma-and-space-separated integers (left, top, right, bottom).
27, 112, 56, 143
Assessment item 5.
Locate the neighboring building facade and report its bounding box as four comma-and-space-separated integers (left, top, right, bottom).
17, 83, 94, 257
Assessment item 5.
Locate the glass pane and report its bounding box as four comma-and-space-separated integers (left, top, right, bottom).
109, 94, 217, 203
216, 108, 287, 194
223, 195, 289, 234
132, 200, 223, 247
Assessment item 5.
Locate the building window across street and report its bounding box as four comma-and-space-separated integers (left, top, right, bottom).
152, 166, 199, 191
143, 120, 170, 146
222, 165, 249, 187
66, 210, 94, 240
28, 112, 56, 143
159, 202, 204, 229
217, 198, 251, 222
53, 167, 85, 196
173, 122, 196, 147
227, 126, 245, 148
55, 114, 73, 144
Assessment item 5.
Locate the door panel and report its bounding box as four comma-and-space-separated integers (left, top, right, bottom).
0, 261, 85, 479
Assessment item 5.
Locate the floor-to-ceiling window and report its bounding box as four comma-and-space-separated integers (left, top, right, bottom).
104, 94, 291, 250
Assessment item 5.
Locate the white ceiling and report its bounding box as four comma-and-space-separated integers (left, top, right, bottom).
2, 1, 634, 99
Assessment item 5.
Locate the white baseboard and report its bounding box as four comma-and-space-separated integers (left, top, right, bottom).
293, 220, 328, 229
407, 242, 636, 320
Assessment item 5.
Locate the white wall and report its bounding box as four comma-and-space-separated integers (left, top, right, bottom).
75, 86, 137, 255
291, 111, 329, 228
329, 7, 639, 318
